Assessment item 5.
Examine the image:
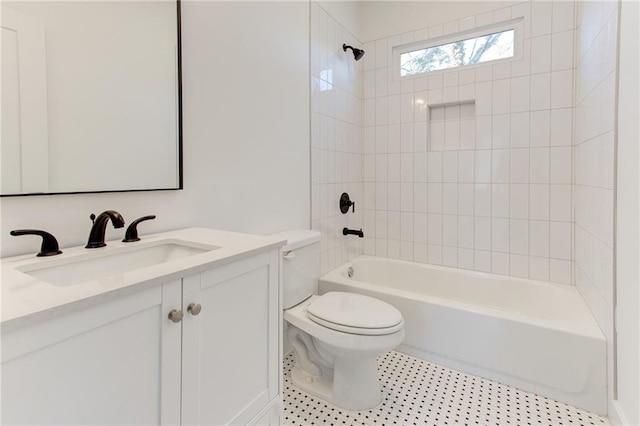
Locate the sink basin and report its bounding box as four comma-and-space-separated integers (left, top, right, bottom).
17, 239, 219, 287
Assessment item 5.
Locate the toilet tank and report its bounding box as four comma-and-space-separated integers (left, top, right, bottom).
271, 230, 320, 309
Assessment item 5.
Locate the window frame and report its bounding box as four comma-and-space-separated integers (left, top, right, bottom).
392, 18, 524, 81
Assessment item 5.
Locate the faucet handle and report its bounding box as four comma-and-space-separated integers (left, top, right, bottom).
10, 229, 63, 257
90, 213, 96, 224
122, 215, 156, 243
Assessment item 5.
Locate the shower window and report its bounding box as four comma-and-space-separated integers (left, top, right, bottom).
393, 19, 522, 78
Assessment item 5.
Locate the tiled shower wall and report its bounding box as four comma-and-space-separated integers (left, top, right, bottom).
360, 1, 576, 283
573, 0, 618, 404
310, 2, 364, 275
307, 0, 620, 410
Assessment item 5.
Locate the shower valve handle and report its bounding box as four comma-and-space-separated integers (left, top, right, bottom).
340, 192, 355, 214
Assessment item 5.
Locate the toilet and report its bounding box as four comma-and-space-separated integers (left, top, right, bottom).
273, 230, 405, 411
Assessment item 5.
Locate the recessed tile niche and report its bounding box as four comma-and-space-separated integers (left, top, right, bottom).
429, 101, 476, 151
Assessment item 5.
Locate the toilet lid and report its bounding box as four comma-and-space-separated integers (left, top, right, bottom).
306, 292, 404, 335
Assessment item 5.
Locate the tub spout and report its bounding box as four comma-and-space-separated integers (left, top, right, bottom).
343, 227, 364, 238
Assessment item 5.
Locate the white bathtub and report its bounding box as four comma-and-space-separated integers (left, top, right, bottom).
319, 256, 606, 415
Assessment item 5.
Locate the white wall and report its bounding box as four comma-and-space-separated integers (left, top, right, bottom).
180, 1, 310, 235
358, 0, 576, 282
0, 0, 310, 258
573, 0, 619, 415
360, 1, 517, 42
613, 1, 640, 423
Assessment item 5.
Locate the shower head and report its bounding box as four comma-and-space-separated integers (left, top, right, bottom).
343, 43, 365, 61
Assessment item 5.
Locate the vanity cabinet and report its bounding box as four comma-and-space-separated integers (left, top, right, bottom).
1, 249, 281, 426
179, 251, 281, 425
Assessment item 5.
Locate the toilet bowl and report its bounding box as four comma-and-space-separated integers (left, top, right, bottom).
271, 229, 405, 411
285, 292, 405, 410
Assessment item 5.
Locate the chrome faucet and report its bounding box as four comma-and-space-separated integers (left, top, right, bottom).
86, 210, 125, 248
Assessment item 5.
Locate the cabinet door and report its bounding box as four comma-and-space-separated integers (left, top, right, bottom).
1, 281, 183, 426
181, 251, 280, 426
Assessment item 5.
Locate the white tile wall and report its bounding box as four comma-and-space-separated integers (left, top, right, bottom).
309, 9, 620, 383
310, 2, 364, 275
573, 0, 619, 407
360, 0, 575, 283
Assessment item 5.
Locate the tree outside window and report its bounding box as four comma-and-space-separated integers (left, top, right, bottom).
400, 29, 515, 77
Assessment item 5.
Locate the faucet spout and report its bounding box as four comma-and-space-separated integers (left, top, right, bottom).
86, 210, 125, 248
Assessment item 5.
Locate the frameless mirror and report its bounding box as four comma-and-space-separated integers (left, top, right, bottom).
1, 1, 182, 196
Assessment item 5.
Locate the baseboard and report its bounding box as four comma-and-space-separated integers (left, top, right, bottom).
609, 400, 632, 425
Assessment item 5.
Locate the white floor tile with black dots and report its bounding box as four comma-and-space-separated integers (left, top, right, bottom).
282, 351, 609, 426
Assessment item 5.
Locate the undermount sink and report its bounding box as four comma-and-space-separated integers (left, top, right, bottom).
17, 240, 220, 287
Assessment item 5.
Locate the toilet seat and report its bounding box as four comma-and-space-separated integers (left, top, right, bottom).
285, 295, 405, 353
305, 292, 404, 336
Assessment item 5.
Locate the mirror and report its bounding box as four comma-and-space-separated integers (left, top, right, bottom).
1, 1, 182, 196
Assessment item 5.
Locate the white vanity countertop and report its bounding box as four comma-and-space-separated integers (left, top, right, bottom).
1, 227, 285, 332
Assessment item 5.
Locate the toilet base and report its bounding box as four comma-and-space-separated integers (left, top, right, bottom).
290, 356, 383, 411
284, 296, 404, 411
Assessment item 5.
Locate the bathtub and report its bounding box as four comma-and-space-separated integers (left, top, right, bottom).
319, 255, 606, 415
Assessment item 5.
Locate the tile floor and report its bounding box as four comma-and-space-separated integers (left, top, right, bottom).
283, 351, 609, 426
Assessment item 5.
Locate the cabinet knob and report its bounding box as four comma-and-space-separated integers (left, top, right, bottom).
187, 303, 202, 316
168, 309, 184, 323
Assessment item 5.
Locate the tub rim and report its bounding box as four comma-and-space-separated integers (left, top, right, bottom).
320, 255, 605, 340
